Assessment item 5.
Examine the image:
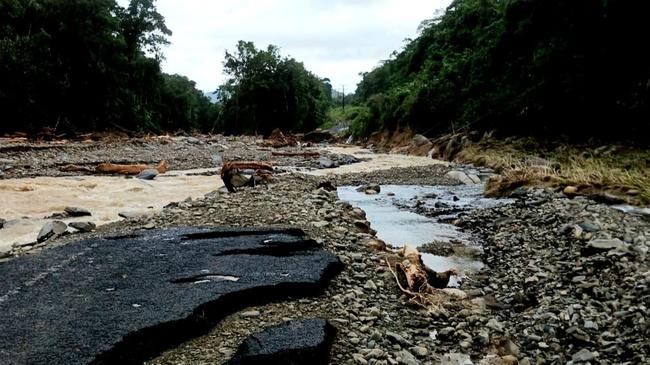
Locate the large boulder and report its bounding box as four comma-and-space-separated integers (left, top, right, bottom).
406, 134, 434, 156
36, 220, 67, 243
445, 170, 480, 185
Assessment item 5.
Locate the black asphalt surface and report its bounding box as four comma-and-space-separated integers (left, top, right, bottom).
227, 318, 336, 365
0, 227, 342, 364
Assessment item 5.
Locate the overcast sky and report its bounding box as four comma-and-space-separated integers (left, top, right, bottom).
128, 0, 452, 92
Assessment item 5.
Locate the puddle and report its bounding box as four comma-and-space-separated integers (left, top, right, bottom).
0, 169, 223, 251
338, 184, 507, 287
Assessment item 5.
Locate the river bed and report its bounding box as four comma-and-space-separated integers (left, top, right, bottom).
337, 184, 510, 287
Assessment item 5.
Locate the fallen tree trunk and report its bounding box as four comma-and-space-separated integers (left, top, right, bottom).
60, 160, 168, 175
220, 161, 274, 193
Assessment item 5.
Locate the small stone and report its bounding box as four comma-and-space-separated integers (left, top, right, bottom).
69, 221, 96, 233
439, 327, 455, 338
503, 339, 520, 356
564, 186, 578, 196
572, 348, 596, 362
445, 170, 477, 185
118, 211, 149, 220
312, 221, 329, 228
409, 346, 428, 357
486, 318, 504, 332
583, 320, 598, 330
0, 218, 5, 229
356, 184, 380, 194
318, 156, 336, 169
586, 238, 629, 253
364, 280, 377, 291
366, 348, 386, 359
64, 207, 92, 217
386, 331, 412, 346
396, 350, 419, 365
37, 220, 67, 243
136, 169, 159, 180
240, 310, 260, 318
353, 353, 368, 364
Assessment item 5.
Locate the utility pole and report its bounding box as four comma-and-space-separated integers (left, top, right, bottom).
342, 85, 345, 111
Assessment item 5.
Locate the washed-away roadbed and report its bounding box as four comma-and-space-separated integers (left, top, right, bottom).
0, 136, 648, 364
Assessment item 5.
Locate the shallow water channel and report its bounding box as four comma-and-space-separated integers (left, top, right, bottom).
338, 184, 509, 287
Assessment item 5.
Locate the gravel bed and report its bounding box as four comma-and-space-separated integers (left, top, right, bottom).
4, 141, 649, 364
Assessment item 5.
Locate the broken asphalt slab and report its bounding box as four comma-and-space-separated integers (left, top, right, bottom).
0, 227, 342, 365
227, 318, 336, 365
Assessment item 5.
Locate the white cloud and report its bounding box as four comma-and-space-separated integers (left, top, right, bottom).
130, 0, 452, 91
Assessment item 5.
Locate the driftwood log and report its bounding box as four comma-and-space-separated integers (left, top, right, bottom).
220, 161, 274, 193
60, 160, 168, 175
394, 245, 459, 292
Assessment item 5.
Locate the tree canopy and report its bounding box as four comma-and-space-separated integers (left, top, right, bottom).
0, 0, 216, 135
217, 41, 330, 136
352, 0, 650, 141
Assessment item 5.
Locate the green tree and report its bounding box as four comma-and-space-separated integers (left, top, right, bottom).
218, 41, 329, 135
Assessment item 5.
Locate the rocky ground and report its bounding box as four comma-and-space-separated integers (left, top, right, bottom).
1, 137, 648, 364
0, 135, 361, 178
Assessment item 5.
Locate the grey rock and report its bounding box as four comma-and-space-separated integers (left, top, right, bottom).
312, 221, 329, 228
486, 318, 504, 332
572, 348, 596, 362
318, 156, 336, 169
64, 206, 92, 217
118, 211, 149, 220
212, 154, 224, 166
0, 218, 5, 229
364, 280, 378, 291
439, 327, 455, 338
136, 169, 158, 180
440, 353, 472, 365
356, 184, 381, 194
585, 238, 629, 253
69, 221, 96, 233
396, 350, 420, 365
445, 171, 478, 185
410, 346, 428, 357
240, 310, 261, 318
578, 220, 600, 232
366, 348, 386, 359
37, 220, 67, 243
386, 331, 412, 346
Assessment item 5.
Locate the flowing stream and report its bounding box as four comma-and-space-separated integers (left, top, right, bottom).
338, 184, 510, 287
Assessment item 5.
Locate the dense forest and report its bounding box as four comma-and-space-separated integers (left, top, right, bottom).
0, 0, 329, 136
0, 0, 219, 135
216, 41, 331, 136
2, 0, 648, 140
350, 0, 650, 141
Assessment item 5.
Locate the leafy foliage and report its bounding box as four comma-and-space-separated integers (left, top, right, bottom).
218, 41, 330, 136
354, 0, 650, 141
0, 0, 216, 135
